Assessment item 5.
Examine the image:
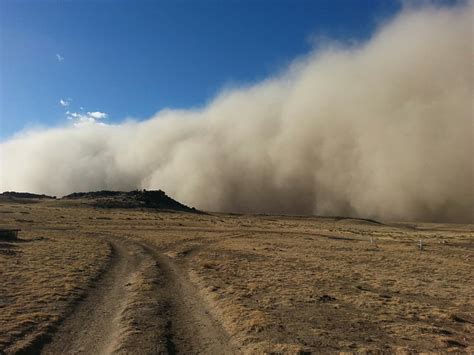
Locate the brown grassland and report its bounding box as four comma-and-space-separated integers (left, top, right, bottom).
0, 198, 473, 354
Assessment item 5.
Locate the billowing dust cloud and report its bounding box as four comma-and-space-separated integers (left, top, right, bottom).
1, 2, 472, 222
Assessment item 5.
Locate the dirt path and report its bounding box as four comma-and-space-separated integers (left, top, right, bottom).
42, 237, 236, 354
41, 238, 143, 354
136, 240, 235, 354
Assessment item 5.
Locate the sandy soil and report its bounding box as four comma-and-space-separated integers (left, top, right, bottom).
0, 199, 472, 353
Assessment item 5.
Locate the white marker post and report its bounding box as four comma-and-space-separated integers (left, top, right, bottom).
419, 239, 423, 251
370, 237, 378, 248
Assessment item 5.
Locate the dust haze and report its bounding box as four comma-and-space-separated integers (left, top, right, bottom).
1, 2, 472, 222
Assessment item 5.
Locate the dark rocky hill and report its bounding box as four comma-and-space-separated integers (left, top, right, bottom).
62, 190, 199, 213
0, 191, 56, 200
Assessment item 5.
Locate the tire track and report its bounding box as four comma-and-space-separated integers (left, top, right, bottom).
134, 239, 236, 354
42, 236, 237, 354
41, 238, 146, 354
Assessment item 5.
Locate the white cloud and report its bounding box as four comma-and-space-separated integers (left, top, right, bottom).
87, 111, 108, 119
65, 111, 108, 126
65, 111, 77, 120
56, 53, 64, 62
59, 99, 70, 107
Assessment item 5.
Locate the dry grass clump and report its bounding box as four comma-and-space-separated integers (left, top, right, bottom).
0, 203, 111, 353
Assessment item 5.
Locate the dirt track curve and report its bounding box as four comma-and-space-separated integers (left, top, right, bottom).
42, 237, 236, 354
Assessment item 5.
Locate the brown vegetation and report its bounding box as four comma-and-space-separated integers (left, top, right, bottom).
0, 198, 472, 353
0, 203, 111, 353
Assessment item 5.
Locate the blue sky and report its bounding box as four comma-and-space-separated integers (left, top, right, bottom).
1, 0, 411, 140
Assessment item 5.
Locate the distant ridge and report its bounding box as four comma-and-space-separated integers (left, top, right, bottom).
62, 189, 200, 213
0, 191, 56, 199
63, 191, 123, 199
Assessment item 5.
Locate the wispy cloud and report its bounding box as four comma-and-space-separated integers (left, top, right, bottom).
66, 111, 108, 126
87, 111, 108, 120
59, 99, 70, 107
59, 97, 107, 126
56, 53, 64, 62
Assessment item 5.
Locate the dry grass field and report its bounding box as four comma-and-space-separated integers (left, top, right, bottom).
0, 197, 472, 354
0, 202, 111, 353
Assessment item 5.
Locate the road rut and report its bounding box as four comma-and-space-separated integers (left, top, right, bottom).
42, 236, 236, 354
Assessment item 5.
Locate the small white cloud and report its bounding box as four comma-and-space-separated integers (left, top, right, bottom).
67, 111, 80, 118
56, 53, 64, 62
87, 111, 108, 119
66, 110, 108, 127
59, 99, 70, 107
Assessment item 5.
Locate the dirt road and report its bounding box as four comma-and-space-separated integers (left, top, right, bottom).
42, 237, 236, 354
